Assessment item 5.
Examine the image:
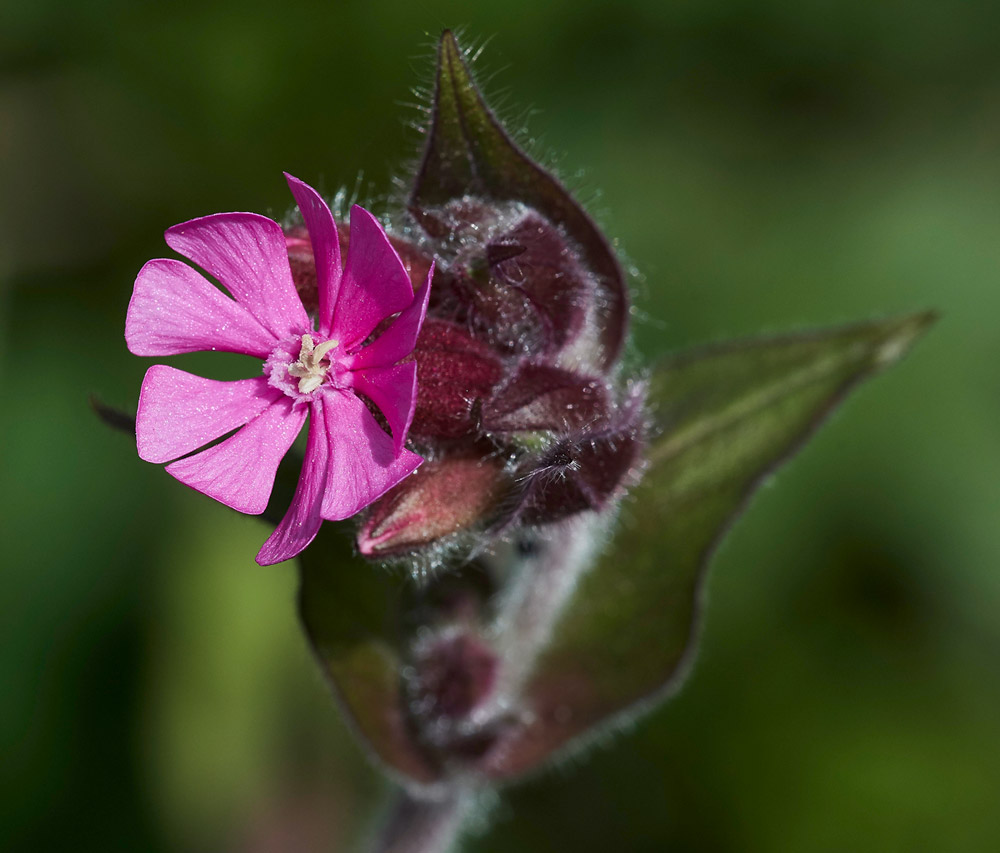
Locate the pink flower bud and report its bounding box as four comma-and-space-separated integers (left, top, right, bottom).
357, 455, 507, 557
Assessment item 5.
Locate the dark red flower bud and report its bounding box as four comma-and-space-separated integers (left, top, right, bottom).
357, 455, 508, 557
408, 630, 498, 720
481, 364, 610, 434
407, 196, 503, 243
484, 212, 592, 357
402, 627, 517, 761
485, 239, 526, 267
515, 398, 646, 525
410, 320, 505, 440
444, 212, 596, 366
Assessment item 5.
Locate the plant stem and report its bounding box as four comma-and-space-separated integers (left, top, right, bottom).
491, 511, 609, 700
371, 789, 472, 853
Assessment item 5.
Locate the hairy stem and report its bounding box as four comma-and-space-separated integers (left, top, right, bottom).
371, 789, 472, 853
491, 511, 610, 701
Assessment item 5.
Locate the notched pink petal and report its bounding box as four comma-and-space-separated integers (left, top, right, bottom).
126, 259, 276, 357
284, 173, 342, 335
165, 212, 309, 340
256, 402, 329, 565
319, 391, 422, 521
350, 263, 433, 370
136, 367, 280, 464
352, 361, 418, 455
332, 205, 414, 348
165, 398, 306, 515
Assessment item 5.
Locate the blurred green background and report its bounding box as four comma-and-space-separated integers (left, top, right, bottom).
3, 0, 1000, 850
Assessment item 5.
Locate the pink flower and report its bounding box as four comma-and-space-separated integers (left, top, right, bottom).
125, 173, 432, 565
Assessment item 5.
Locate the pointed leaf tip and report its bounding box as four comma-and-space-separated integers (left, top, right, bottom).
412, 30, 628, 370
868, 310, 939, 369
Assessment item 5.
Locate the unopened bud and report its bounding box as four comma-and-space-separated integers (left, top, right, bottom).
408, 629, 498, 720
410, 320, 505, 440
481, 364, 609, 434
516, 401, 645, 525
447, 211, 594, 363
357, 455, 508, 557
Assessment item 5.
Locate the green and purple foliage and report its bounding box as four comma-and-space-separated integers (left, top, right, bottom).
112, 30, 933, 853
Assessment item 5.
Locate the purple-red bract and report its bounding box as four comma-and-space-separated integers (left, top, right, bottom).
125, 173, 432, 565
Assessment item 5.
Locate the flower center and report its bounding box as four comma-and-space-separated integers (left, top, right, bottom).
286, 333, 339, 394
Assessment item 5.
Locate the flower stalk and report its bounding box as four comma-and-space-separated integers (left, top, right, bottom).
372, 790, 474, 853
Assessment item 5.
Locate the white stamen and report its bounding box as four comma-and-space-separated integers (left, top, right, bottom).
287, 334, 339, 394
313, 339, 338, 360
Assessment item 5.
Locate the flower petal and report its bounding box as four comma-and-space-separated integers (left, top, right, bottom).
319, 390, 423, 521
256, 402, 329, 565
165, 397, 306, 515
165, 212, 309, 340
349, 263, 433, 370
331, 205, 414, 349
136, 367, 280, 464
352, 361, 418, 455
126, 259, 276, 357
284, 173, 342, 336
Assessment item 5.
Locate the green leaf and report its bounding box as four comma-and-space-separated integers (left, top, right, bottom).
411, 30, 627, 370
483, 312, 936, 778
297, 527, 443, 786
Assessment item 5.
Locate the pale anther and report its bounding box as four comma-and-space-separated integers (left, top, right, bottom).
287, 334, 340, 394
